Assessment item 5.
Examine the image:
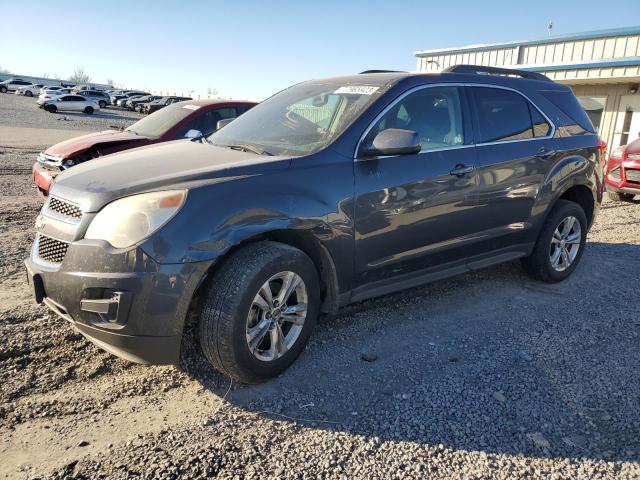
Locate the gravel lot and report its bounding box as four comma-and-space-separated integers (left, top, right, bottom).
0, 92, 639, 479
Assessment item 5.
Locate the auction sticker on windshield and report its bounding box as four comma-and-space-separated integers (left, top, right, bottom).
334, 86, 379, 95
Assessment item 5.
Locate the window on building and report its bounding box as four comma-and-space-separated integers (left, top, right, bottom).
367, 86, 465, 151
577, 96, 606, 134
470, 87, 535, 143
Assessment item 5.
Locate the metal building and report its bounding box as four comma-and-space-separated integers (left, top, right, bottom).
415, 26, 640, 151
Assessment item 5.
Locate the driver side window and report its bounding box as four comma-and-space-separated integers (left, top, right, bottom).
368, 86, 465, 152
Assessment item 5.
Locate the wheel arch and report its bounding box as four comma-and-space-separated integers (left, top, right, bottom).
557, 184, 596, 227
187, 228, 341, 329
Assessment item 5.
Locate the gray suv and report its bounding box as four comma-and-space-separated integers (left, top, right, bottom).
25, 65, 603, 382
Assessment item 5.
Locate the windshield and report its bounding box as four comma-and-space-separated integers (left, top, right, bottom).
209, 81, 389, 156
125, 103, 195, 138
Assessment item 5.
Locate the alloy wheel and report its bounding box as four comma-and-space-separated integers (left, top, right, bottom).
246, 271, 308, 362
549, 215, 581, 272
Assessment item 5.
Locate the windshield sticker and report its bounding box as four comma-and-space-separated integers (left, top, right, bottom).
334, 86, 379, 95
183, 105, 200, 110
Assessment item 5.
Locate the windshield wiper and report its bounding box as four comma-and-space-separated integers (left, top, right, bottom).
225, 143, 273, 156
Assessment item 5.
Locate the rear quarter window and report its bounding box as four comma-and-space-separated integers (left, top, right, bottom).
540, 90, 595, 134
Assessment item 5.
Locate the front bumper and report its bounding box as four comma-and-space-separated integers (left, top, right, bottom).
605, 157, 640, 195
32, 162, 58, 200
25, 239, 212, 365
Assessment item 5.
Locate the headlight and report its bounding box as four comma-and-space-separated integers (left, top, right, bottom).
85, 190, 186, 248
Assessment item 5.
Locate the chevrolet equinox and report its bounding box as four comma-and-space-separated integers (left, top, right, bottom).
25, 66, 603, 382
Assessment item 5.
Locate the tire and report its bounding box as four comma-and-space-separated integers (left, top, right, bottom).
25, 91, 33, 97
608, 191, 635, 202
521, 199, 588, 283
198, 241, 320, 383
0, 86, 7, 93
98, 100, 106, 108
45, 104, 57, 113
84, 106, 94, 114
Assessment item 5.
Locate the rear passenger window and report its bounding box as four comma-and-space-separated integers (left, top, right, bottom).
471, 87, 534, 143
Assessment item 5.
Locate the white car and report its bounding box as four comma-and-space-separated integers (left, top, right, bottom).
0, 78, 32, 93
37, 88, 73, 105
41, 94, 100, 114
15, 84, 44, 97
39, 85, 65, 95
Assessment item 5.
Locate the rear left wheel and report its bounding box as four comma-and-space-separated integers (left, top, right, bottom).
521, 199, 587, 283
198, 241, 320, 383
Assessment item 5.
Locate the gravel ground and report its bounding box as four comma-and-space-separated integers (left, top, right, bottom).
0, 105, 639, 479
0, 92, 141, 131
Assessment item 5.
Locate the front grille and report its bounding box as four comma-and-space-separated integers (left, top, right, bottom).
48, 197, 82, 219
626, 168, 640, 184
38, 235, 69, 264
608, 166, 621, 182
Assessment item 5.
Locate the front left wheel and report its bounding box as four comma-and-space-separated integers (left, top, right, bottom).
84, 106, 94, 114
25, 91, 33, 97
198, 241, 320, 383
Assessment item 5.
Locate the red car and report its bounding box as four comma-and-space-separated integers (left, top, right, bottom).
33, 99, 256, 199
605, 136, 640, 202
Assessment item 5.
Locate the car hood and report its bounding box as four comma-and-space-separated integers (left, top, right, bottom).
50, 140, 291, 212
44, 130, 146, 158
625, 137, 640, 155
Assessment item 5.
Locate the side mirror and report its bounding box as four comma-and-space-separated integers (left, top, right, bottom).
184, 129, 203, 139
216, 118, 235, 130
360, 128, 421, 158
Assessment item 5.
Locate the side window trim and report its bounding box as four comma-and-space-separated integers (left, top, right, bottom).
354, 82, 557, 160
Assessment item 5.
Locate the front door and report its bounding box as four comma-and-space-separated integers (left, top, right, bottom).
353, 85, 479, 293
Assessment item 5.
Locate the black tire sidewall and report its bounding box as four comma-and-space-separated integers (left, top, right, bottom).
85, 106, 94, 114
539, 201, 588, 282
233, 252, 319, 379
99, 101, 106, 108
199, 243, 320, 382
25, 91, 32, 97
46, 105, 57, 113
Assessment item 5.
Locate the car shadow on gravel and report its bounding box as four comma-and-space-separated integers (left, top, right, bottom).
180, 241, 640, 464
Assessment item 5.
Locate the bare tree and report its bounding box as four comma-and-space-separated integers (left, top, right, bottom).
206, 87, 219, 96
106, 78, 115, 87
69, 66, 91, 84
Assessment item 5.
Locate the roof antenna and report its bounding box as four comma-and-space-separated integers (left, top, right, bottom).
547, 20, 553, 37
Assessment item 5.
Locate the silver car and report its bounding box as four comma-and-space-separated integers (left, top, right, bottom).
41, 94, 100, 114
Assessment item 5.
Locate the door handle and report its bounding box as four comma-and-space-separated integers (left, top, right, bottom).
536, 147, 556, 159
450, 164, 475, 177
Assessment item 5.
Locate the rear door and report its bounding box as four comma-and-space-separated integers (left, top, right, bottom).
353, 85, 480, 291
467, 86, 557, 261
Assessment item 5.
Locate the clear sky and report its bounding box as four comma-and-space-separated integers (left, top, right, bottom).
1, 0, 637, 100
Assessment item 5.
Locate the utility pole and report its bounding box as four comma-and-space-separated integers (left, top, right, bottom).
547, 20, 553, 37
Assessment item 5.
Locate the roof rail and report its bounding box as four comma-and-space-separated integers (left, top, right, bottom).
359, 69, 406, 74
443, 64, 552, 82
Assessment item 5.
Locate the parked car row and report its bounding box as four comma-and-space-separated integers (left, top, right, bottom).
25, 66, 609, 383
107, 89, 193, 114
32, 98, 256, 198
